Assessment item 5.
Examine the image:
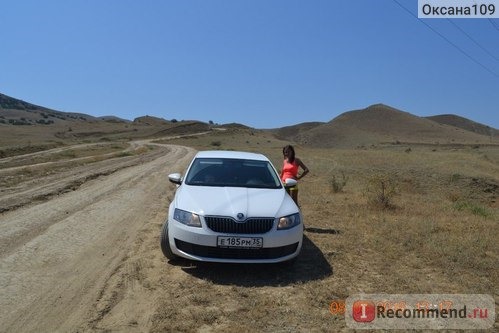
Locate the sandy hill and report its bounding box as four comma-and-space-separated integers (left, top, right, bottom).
426, 114, 498, 137
289, 104, 498, 148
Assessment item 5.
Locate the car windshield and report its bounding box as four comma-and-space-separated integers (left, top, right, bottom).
185, 158, 282, 189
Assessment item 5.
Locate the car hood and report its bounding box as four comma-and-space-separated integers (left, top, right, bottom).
175, 185, 296, 218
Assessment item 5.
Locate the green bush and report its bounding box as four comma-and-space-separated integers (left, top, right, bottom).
453, 201, 491, 218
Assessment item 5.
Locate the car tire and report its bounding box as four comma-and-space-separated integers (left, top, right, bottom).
160, 221, 178, 260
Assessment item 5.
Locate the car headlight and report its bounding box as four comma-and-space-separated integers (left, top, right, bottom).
174, 208, 202, 227
277, 213, 301, 230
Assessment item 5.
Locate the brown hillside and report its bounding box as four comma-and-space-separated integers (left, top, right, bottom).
0, 93, 100, 125
133, 115, 171, 126
270, 122, 324, 142
1, 92, 52, 112
426, 114, 498, 137
151, 121, 211, 137
220, 123, 252, 129
99, 116, 132, 123
0, 93, 209, 147
295, 104, 498, 148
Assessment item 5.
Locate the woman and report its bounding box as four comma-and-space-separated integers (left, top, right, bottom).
280, 145, 309, 205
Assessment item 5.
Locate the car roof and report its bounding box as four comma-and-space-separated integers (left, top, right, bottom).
194, 150, 269, 161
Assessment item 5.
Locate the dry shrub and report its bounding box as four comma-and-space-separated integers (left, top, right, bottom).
211, 141, 222, 147
329, 172, 348, 193
447, 191, 461, 203
365, 173, 398, 210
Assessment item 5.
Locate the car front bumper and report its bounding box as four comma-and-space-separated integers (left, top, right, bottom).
168, 218, 303, 263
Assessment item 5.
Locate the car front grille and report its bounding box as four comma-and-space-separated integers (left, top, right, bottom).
204, 216, 274, 234
175, 239, 299, 260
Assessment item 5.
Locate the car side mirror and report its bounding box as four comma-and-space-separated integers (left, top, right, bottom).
168, 173, 182, 185
284, 178, 297, 188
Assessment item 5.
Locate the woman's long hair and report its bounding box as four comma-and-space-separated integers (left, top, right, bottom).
283, 145, 295, 163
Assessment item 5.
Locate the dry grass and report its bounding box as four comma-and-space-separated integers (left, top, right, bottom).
150, 131, 498, 332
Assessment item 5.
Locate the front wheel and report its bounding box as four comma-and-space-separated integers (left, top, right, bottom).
160, 221, 178, 260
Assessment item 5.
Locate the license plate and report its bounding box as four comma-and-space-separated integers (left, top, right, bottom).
217, 236, 263, 249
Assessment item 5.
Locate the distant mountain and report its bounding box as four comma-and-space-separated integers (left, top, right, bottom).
271, 122, 324, 142
288, 104, 497, 148
3, 92, 497, 148
0, 92, 99, 125
220, 122, 252, 129
426, 114, 498, 137
0, 93, 50, 112
133, 115, 171, 126
151, 121, 211, 137
0, 92, 210, 146
98, 116, 132, 123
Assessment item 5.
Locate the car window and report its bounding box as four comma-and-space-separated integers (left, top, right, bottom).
185, 158, 281, 188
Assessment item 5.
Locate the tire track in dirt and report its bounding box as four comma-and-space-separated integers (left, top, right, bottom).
0, 147, 168, 254
0, 143, 195, 333
0, 142, 121, 170
0, 144, 165, 214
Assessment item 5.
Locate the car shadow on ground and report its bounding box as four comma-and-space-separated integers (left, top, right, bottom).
175, 235, 332, 287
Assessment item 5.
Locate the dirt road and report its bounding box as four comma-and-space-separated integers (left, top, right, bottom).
0, 143, 196, 332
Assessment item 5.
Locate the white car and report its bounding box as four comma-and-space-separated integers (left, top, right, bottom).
161, 150, 303, 263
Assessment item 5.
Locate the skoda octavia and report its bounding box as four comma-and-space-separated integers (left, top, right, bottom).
161, 150, 303, 263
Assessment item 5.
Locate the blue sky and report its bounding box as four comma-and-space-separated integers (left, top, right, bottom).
1, 0, 498, 128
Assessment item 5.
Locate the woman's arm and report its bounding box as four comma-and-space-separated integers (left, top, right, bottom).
296, 158, 309, 180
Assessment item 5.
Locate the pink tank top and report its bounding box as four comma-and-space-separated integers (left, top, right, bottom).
281, 159, 299, 182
